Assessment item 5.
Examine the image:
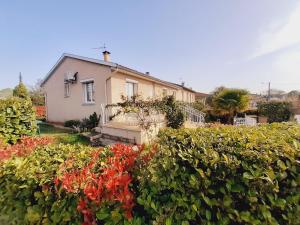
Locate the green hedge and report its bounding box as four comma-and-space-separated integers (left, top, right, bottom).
1, 124, 300, 225
0, 144, 94, 225
0, 97, 36, 143
257, 101, 292, 123
137, 123, 300, 225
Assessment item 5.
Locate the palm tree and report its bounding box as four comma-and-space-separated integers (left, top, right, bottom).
212, 88, 249, 124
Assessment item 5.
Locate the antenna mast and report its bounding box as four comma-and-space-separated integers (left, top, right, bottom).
92, 43, 107, 52
19, 72, 23, 84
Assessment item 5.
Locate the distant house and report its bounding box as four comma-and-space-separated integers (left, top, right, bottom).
41, 52, 199, 144
195, 92, 210, 104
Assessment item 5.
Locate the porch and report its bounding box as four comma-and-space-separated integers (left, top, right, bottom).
93, 103, 205, 145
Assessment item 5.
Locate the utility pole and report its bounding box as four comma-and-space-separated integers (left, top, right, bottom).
19, 72, 23, 84
267, 82, 271, 101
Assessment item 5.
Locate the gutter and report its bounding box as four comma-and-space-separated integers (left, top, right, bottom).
112, 65, 180, 90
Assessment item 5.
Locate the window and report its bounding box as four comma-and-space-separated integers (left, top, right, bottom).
83, 81, 95, 103
162, 88, 167, 97
126, 81, 137, 99
172, 90, 176, 98
64, 83, 70, 97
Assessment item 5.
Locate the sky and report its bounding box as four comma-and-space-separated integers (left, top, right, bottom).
0, 0, 300, 94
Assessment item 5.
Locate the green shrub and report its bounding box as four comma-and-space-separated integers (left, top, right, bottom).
0, 142, 147, 225
87, 112, 101, 129
163, 95, 185, 129
81, 112, 101, 131
0, 97, 37, 144
0, 143, 94, 225
258, 101, 292, 123
1, 124, 300, 225
64, 112, 100, 131
13, 82, 29, 99
64, 119, 81, 128
137, 123, 300, 225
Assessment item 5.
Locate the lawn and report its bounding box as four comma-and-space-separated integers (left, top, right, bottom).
38, 122, 90, 145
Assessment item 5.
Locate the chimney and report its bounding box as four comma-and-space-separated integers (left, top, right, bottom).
102, 51, 111, 62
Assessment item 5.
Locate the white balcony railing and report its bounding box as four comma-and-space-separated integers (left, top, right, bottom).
234, 116, 257, 126
100, 103, 205, 127
180, 104, 205, 124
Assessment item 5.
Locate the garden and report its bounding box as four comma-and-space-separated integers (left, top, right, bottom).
0, 85, 299, 225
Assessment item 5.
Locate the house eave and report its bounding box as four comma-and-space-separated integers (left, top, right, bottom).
41, 53, 196, 93
40, 53, 116, 87
112, 66, 180, 90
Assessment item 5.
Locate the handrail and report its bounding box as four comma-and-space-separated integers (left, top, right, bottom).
180, 105, 205, 124
101, 103, 206, 126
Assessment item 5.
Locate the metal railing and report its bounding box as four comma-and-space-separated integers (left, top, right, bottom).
180, 105, 205, 124
100, 104, 165, 126
234, 117, 257, 126
100, 103, 205, 126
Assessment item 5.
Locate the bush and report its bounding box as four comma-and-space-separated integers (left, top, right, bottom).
0, 136, 53, 162
137, 123, 300, 224
0, 143, 93, 225
64, 112, 100, 131
13, 82, 29, 99
64, 119, 81, 128
0, 97, 37, 144
163, 95, 185, 129
1, 124, 299, 225
81, 112, 101, 131
257, 101, 292, 123
0, 140, 153, 225
35, 105, 46, 120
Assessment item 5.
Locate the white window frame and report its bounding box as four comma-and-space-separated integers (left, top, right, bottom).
125, 79, 138, 99
81, 79, 95, 104
172, 90, 176, 98
64, 82, 70, 97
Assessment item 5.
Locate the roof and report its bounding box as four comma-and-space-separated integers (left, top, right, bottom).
195, 92, 210, 98
41, 53, 190, 90
168, 82, 197, 93
41, 53, 115, 86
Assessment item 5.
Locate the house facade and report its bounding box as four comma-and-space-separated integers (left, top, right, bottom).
41, 52, 196, 124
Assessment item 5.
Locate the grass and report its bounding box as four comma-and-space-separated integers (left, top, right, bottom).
38, 123, 90, 145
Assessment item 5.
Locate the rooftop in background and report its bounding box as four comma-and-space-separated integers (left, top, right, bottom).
0, 88, 12, 99
195, 92, 210, 99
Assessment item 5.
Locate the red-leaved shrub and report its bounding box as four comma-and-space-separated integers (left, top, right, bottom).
35, 105, 46, 119
55, 144, 156, 225
0, 136, 53, 162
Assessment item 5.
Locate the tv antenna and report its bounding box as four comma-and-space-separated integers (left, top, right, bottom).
92, 44, 108, 52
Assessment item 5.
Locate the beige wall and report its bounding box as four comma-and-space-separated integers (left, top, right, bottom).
43, 57, 111, 123
43, 57, 195, 123
110, 71, 195, 103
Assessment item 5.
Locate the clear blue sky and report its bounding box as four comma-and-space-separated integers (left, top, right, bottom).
1, 0, 300, 93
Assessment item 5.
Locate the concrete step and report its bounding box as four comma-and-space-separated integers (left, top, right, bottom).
90, 132, 136, 147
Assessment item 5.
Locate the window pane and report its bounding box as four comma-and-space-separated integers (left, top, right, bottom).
85, 82, 94, 102
64, 83, 70, 97
126, 82, 134, 99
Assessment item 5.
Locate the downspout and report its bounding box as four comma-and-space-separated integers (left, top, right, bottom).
102, 65, 119, 125
105, 64, 120, 105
